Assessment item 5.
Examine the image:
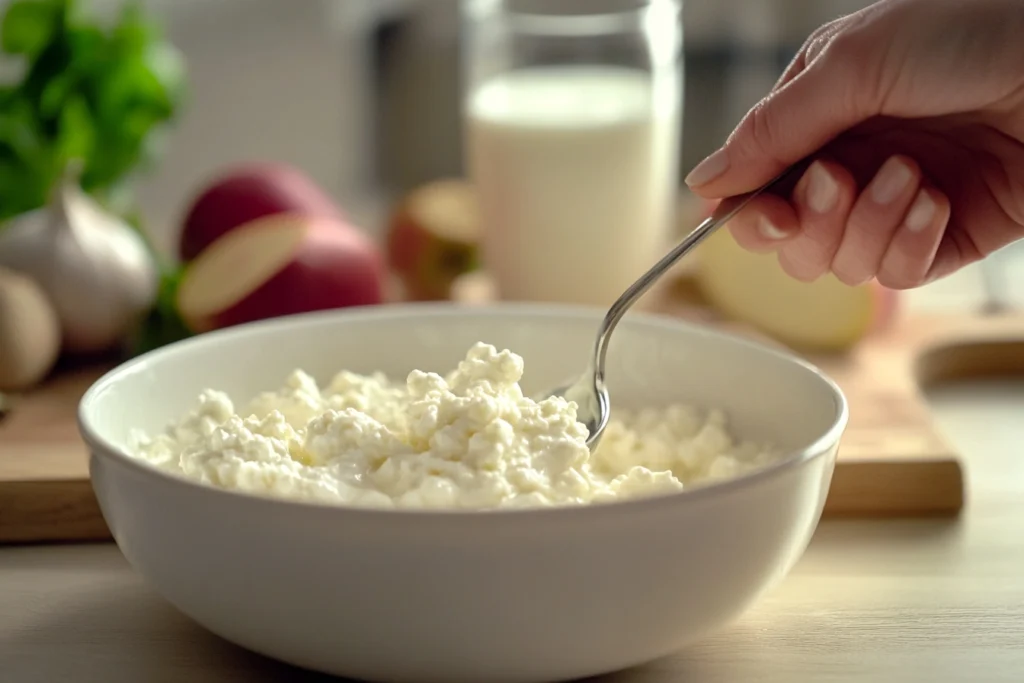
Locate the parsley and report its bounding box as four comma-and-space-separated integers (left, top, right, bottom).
0, 0, 185, 222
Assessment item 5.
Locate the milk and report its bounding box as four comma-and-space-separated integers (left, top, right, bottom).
466, 65, 680, 306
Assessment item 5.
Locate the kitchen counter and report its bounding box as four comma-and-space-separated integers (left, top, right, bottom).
2, 259, 1023, 683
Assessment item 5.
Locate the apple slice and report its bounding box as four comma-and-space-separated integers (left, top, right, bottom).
696, 229, 899, 351
386, 179, 479, 301
177, 214, 384, 332
179, 163, 343, 262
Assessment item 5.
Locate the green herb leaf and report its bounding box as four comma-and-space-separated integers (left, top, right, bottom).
1, 0, 59, 57
0, 0, 184, 223
0, 97, 50, 217
55, 94, 93, 163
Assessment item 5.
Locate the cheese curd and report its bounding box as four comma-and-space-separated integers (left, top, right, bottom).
131, 342, 780, 509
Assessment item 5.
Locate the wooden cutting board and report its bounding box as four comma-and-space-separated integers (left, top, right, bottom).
1, 282, 1022, 544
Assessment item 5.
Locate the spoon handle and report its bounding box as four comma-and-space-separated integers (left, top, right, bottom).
590, 163, 805, 379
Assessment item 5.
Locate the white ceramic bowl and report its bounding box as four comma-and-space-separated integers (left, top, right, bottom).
80, 303, 847, 683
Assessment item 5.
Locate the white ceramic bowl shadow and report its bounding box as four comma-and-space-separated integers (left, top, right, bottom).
79, 303, 847, 683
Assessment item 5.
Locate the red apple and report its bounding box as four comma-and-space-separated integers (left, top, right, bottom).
386, 179, 479, 301
696, 229, 899, 351
176, 214, 384, 332
179, 162, 343, 262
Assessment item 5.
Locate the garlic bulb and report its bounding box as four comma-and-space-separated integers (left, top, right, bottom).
0, 167, 158, 353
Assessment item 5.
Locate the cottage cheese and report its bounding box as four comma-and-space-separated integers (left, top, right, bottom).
131, 343, 780, 509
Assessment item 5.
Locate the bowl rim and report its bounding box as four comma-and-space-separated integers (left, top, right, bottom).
78, 301, 849, 520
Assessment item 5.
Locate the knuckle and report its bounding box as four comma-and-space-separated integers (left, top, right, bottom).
803, 18, 846, 63
822, 27, 861, 60
816, 26, 888, 113
735, 97, 789, 168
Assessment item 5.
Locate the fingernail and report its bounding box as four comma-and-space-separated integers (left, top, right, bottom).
904, 190, 935, 232
871, 157, 914, 204
685, 149, 729, 187
759, 215, 788, 240
804, 162, 839, 213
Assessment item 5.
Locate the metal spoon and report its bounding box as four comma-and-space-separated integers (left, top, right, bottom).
541, 164, 803, 450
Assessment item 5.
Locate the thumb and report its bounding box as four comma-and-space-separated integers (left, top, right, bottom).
685, 38, 880, 198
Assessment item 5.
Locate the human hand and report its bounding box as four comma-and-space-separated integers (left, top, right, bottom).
685, 0, 1024, 289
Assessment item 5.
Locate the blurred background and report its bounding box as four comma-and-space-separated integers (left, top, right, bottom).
1, 0, 1022, 383
2, 0, 879, 250
51, 0, 1024, 300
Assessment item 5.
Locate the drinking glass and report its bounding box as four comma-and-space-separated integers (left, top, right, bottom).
462, 0, 683, 306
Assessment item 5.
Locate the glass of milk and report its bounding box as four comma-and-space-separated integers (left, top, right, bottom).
462, 0, 683, 306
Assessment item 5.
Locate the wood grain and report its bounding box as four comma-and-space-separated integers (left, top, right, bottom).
816, 313, 1023, 517
1, 281, 1022, 543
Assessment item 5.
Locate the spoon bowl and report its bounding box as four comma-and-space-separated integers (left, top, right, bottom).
544, 371, 610, 449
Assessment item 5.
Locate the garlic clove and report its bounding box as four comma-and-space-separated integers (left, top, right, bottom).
0, 267, 62, 391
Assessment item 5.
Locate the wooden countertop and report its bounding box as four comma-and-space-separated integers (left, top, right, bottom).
3, 257, 1023, 683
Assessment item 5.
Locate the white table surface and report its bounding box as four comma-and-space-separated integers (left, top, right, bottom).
2, 257, 1023, 683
